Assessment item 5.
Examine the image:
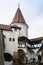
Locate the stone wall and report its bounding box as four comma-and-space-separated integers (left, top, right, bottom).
0, 30, 4, 65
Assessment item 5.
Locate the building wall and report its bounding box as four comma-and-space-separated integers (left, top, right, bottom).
3, 28, 19, 56
0, 30, 4, 65
11, 23, 28, 37
3, 28, 28, 65
2, 22, 28, 65
3, 23, 28, 55
27, 51, 38, 62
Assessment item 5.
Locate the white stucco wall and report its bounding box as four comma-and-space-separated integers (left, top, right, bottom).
3, 23, 28, 65
11, 23, 28, 53
3, 28, 19, 55
11, 23, 28, 37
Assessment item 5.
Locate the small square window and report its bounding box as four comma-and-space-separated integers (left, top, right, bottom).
9, 38, 11, 41
13, 38, 15, 42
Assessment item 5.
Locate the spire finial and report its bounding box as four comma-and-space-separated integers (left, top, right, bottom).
18, 3, 20, 8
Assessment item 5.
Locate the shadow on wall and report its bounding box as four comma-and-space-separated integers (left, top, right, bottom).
4, 53, 13, 62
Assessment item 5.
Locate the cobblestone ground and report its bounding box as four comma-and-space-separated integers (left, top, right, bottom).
13, 62, 38, 65
24, 62, 43, 65
25, 62, 38, 65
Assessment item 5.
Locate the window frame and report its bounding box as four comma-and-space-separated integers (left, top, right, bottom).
9, 38, 11, 41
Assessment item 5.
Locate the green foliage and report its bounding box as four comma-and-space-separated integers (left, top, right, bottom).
41, 40, 43, 44
18, 49, 26, 63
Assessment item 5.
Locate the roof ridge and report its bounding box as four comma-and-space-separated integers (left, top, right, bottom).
31, 37, 43, 41
11, 8, 27, 24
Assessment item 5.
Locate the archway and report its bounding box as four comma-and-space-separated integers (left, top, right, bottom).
18, 49, 26, 63
4, 53, 13, 62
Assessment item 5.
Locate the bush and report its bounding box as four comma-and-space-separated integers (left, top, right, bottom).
18, 49, 26, 63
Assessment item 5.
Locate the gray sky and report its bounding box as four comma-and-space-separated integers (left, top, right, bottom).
0, 0, 43, 39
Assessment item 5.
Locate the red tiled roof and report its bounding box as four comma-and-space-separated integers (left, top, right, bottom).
0, 24, 21, 31
11, 8, 27, 25
0, 24, 11, 31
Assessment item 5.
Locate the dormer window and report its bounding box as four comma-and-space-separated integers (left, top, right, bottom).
15, 28, 17, 31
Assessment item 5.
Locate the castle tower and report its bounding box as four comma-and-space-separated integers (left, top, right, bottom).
11, 8, 28, 37
2, 8, 29, 64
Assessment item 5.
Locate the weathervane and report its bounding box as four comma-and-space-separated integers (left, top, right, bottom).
18, 3, 20, 8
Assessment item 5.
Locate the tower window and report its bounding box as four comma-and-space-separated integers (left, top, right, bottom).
9, 38, 11, 41
12, 38, 15, 42
15, 28, 17, 31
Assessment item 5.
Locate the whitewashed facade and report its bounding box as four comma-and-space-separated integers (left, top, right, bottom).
0, 8, 39, 65
1, 8, 29, 65
3, 29, 19, 55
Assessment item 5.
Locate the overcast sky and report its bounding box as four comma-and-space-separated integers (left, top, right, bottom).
0, 0, 43, 39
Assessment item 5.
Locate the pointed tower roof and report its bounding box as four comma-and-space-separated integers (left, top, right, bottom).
11, 8, 28, 25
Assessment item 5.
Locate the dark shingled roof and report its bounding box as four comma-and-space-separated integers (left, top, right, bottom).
31, 37, 43, 41
30, 37, 43, 45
